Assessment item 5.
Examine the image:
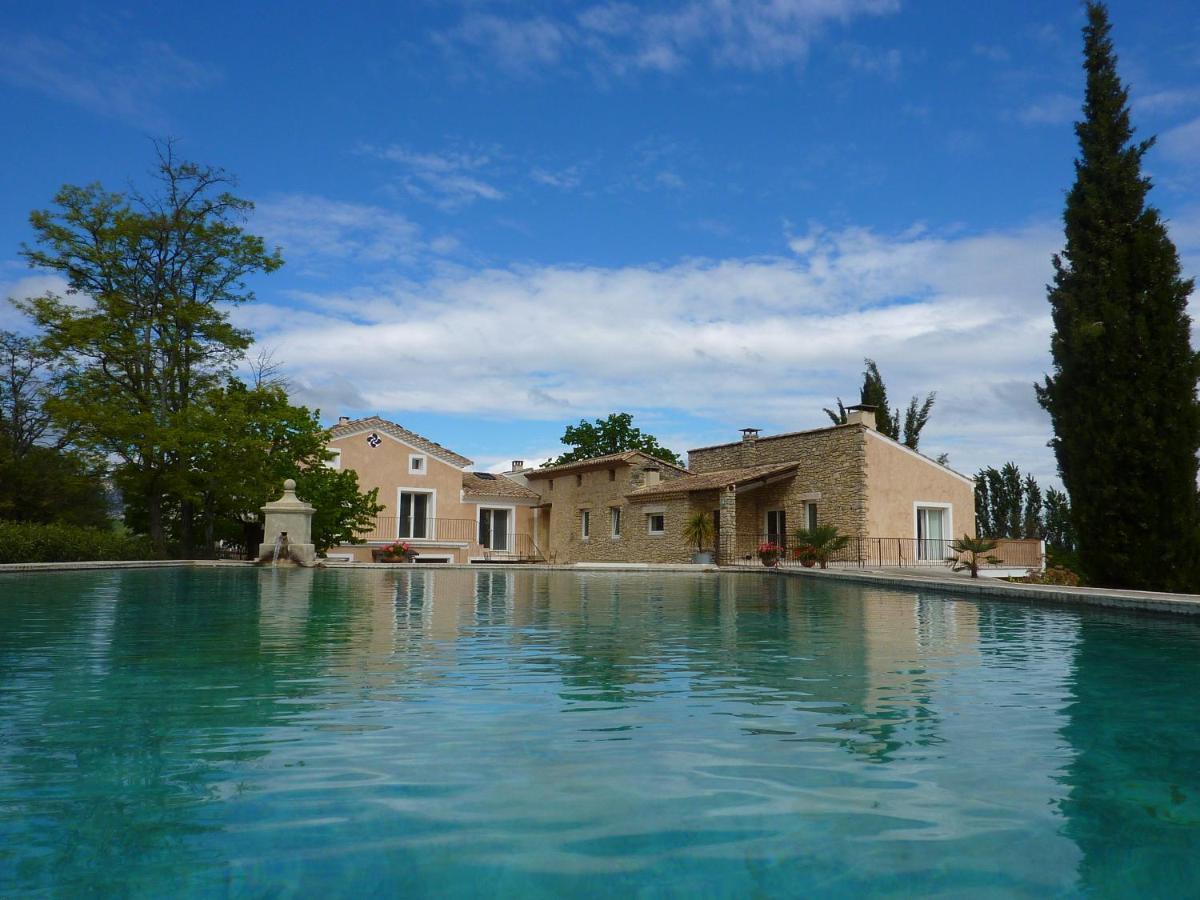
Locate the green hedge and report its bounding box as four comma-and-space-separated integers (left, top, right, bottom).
0, 520, 157, 564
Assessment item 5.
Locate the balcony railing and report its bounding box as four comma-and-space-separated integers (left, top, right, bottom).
724, 534, 1045, 570
355, 516, 545, 561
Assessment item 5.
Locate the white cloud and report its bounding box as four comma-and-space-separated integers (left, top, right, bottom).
253, 194, 433, 269
243, 219, 1095, 483
0, 32, 219, 127
362, 144, 505, 210
1016, 93, 1078, 126
1160, 116, 1200, 166
435, 0, 901, 78
0, 272, 76, 330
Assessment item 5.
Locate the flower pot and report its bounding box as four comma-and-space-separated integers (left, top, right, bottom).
759, 554, 779, 568
801, 560, 816, 568
692, 551, 714, 564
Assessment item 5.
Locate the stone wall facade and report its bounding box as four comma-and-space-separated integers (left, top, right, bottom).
528, 456, 693, 564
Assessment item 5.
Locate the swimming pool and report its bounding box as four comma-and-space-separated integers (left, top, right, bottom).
1, 567, 1197, 896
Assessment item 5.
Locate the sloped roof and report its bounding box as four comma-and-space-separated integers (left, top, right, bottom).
462, 472, 541, 500
329, 416, 473, 468
525, 450, 688, 479
628, 462, 799, 499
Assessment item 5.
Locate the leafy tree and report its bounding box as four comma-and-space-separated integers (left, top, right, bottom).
1035, 3, 1200, 591
296, 467, 384, 554
0, 329, 110, 527
548, 412, 682, 467
825, 358, 936, 449
17, 143, 283, 552
1043, 488, 1076, 552
1021, 474, 1043, 541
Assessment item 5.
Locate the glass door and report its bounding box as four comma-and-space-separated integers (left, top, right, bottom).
916, 507, 946, 561
478, 508, 509, 551
399, 492, 430, 539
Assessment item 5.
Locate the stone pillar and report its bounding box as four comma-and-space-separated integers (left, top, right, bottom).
718, 485, 737, 565
258, 479, 317, 566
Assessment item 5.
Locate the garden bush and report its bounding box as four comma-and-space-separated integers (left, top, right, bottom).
0, 520, 156, 564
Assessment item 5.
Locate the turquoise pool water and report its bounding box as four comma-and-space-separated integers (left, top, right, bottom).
1, 568, 1198, 897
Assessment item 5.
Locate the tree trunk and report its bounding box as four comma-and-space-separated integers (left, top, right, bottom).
180, 499, 194, 558
146, 484, 165, 556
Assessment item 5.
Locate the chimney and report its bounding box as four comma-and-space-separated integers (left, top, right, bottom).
511, 460, 524, 472
739, 427, 760, 466
643, 465, 661, 488
337, 415, 350, 425
845, 404, 877, 430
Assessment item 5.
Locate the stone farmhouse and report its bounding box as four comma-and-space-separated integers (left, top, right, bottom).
326, 406, 976, 567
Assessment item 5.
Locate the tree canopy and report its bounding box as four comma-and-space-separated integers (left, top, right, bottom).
547, 412, 683, 467
1035, 3, 1199, 591
825, 358, 936, 450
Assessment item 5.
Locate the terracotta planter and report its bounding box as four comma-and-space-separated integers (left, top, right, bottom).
759, 554, 779, 568
801, 560, 816, 568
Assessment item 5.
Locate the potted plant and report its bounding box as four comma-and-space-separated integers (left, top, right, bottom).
949, 535, 1000, 578
757, 541, 783, 567
683, 511, 716, 564
791, 525, 850, 569
374, 540, 416, 563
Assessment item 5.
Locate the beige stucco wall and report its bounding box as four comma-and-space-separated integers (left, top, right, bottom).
863, 430, 976, 539
327, 429, 536, 563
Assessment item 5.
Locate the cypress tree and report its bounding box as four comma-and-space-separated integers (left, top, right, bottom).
1036, 3, 1200, 591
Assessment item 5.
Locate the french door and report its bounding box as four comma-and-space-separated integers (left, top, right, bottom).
916, 507, 946, 561
478, 508, 510, 551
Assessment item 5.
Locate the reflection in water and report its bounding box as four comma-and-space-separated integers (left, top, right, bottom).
1, 567, 1199, 896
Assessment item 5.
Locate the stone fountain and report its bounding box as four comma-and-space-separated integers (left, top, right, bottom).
257, 479, 321, 567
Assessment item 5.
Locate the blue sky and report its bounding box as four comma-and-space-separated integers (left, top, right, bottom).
2, 1, 1198, 482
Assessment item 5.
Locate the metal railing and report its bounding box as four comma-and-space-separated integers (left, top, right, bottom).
723, 534, 1045, 570
357, 516, 545, 562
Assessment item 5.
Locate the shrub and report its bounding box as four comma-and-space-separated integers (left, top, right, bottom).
1021, 566, 1082, 587
0, 520, 156, 564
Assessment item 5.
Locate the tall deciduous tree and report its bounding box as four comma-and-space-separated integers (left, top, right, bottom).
548, 412, 682, 467
1036, 3, 1199, 591
17, 144, 283, 552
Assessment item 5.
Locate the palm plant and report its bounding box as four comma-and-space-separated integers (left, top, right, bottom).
949, 535, 1000, 578
792, 524, 850, 569
682, 511, 715, 553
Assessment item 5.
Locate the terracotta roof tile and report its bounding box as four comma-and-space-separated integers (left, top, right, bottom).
329, 416, 473, 468
628, 462, 799, 499
462, 472, 541, 500
525, 450, 687, 479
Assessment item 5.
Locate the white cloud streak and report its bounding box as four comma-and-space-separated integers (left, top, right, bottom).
436, 0, 901, 78
241, 219, 1103, 482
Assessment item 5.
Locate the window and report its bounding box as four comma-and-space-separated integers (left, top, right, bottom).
610, 507, 622, 538
398, 491, 431, 539
608, 468, 616, 481
576, 474, 583, 486
916, 506, 948, 561
326, 448, 342, 470
581, 510, 590, 540
805, 502, 818, 531
766, 509, 787, 545
409, 454, 426, 474
478, 508, 510, 551
648, 513, 665, 535
549, 479, 554, 491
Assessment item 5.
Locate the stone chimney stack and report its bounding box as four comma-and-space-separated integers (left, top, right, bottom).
337, 415, 350, 425
643, 465, 661, 487
845, 404, 877, 430
739, 428, 760, 466
511, 460, 525, 472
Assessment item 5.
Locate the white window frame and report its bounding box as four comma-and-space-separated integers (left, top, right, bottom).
408, 453, 427, 475
913, 501, 953, 561
476, 504, 516, 551
610, 506, 622, 539
647, 513, 666, 535
581, 509, 591, 541
765, 509, 787, 540
326, 448, 342, 470
397, 487, 437, 540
